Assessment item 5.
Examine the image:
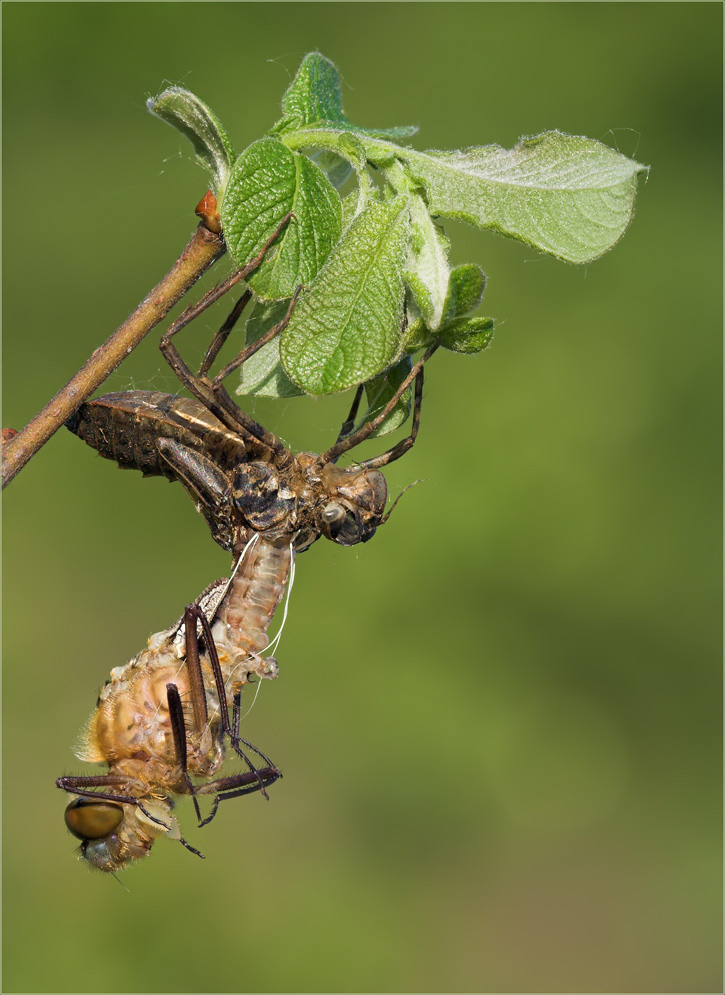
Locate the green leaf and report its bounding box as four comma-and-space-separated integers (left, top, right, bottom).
220, 138, 341, 300
147, 87, 234, 196
402, 263, 487, 353
236, 301, 304, 399
401, 311, 433, 354
340, 191, 359, 231
280, 197, 410, 394
442, 264, 486, 324
440, 316, 494, 354
296, 132, 373, 216
400, 131, 648, 264
404, 193, 451, 332
359, 358, 413, 437
273, 52, 418, 141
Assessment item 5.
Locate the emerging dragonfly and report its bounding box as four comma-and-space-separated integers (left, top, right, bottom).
63, 214, 436, 870
57, 536, 288, 872
67, 214, 436, 562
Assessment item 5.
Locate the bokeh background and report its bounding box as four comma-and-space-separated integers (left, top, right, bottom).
3, 4, 722, 993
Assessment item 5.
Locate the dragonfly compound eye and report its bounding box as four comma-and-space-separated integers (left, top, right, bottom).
64, 798, 124, 841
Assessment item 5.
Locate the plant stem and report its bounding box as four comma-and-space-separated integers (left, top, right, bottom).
1, 222, 226, 489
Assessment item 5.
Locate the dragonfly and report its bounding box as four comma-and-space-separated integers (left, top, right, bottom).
57, 536, 289, 872
67, 211, 436, 631
62, 214, 436, 870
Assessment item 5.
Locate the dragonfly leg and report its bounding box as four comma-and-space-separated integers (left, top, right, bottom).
330, 385, 365, 461
229, 688, 278, 769
166, 683, 203, 825
156, 440, 234, 515
198, 288, 252, 377
194, 767, 283, 828
159, 213, 294, 450
210, 285, 302, 387
203, 286, 302, 457
181, 604, 210, 735
356, 365, 425, 470
184, 604, 278, 799
320, 344, 438, 464
57, 773, 138, 800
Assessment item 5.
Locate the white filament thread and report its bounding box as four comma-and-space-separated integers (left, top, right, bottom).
263, 541, 296, 659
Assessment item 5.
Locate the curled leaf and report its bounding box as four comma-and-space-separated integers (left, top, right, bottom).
273, 52, 418, 140
147, 87, 234, 196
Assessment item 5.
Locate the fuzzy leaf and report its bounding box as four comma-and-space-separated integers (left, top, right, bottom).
147, 87, 234, 196
220, 138, 341, 300
297, 132, 372, 215
440, 316, 494, 354
401, 311, 433, 354
280, 197, 410, 394
236, 301, 304, 399
404, 194, 451, 332
400, 131, 648, 264
442, 264, 486, 323
273, 52, 417, 140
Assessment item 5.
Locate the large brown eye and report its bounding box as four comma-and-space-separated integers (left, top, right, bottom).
65, 798, 124, 841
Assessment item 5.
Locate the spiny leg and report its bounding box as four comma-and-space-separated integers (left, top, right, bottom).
193, 603, 278, 773
183, 604, 210, 732
205, 379, 287, 455
194, 767, 283, 828
166, 682, 203, 825
331, 384, 365, 458
159, 213, 294, 448
57, 773, 138, 797
231, 690, 242, 742
357, 365, 425, 470
211, 285, 302, 386
201, 286, 303, 456
320, 343, 439, 465
198, 289, 252, 377
228, 687, 278, 770
160, 270, 260, 430
179, 601, 241, 825
184, 604, 278, 798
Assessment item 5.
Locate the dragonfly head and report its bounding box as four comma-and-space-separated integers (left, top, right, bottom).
64, 796, 174, 872
316, 464, 388, 546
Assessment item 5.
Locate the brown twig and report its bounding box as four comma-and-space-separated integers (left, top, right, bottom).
2, 217, 226, 489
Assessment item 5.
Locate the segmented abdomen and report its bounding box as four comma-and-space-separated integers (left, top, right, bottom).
212, 538, 294, 686
67, 390, 249, 479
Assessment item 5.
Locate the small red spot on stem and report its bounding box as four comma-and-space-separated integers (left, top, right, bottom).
2, 427, 18, 443
195, 190, 221, 234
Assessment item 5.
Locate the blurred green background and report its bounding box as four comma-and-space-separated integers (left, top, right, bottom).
3, 4, 721, 993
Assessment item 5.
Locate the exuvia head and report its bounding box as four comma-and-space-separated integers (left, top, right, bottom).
316, 463, 389, 546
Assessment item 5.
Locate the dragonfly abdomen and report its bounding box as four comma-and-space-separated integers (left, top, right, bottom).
67, 390, 249, 479
213, 539, 294, 685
